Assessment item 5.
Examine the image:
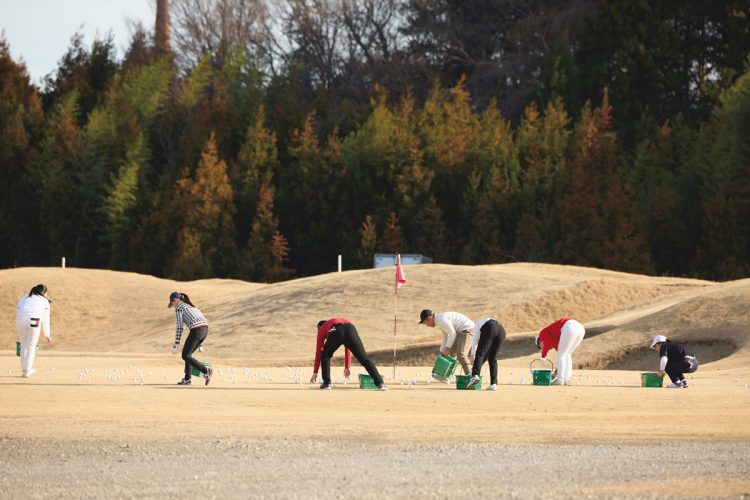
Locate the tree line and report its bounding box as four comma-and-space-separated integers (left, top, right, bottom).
1, 0, 749, 281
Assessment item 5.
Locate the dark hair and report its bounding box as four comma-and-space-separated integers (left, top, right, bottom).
179, 293, 196, 307
317, 320, 326, 330
28, 284, 49, 301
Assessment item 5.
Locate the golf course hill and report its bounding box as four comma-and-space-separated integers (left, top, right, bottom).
2, 263, 748, 369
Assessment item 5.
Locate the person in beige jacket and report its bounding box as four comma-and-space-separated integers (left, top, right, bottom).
419, 309, 474, 375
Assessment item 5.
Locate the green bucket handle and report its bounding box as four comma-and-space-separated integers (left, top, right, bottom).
530, 357, 554, 372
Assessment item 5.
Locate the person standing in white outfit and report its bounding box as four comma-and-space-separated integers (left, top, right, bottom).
16, 284, 55, 378
535, 318, 585, 386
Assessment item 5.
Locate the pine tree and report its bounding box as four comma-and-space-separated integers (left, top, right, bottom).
169, 133, 237, 279
357, 215, 378, 268
234, 106, 279, 243
555, 90, 653, 273
0, 39, 45, 266
514, 97, 571, 261
380, 212, 406, 253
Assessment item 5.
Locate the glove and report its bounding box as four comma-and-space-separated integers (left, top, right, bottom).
171, 344, 179, 354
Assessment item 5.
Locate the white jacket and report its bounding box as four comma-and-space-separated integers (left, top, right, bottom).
435, 312, 474, 351
470, 318, 492, 356
16, 294, 52, 338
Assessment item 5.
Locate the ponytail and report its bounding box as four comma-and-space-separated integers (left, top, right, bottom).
28, 284, 48, 299
180, 293, 195, 307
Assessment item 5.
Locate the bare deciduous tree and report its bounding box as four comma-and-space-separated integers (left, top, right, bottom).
171, 0, 270, 69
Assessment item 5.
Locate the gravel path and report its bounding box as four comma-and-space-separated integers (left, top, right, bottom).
2, 437, 749, 499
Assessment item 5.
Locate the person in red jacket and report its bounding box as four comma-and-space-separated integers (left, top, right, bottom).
309, 318, 387, 391
535, 318, 586, 386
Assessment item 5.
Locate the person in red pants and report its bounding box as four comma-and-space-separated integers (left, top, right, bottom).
309, 318, 387, 391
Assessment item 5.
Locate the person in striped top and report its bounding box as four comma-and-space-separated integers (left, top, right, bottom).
168, 292, 213, 386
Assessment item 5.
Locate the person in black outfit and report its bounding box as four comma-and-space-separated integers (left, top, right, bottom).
466, 318, 506, 390
649, 335, 698, 388
309, 318, 388, 391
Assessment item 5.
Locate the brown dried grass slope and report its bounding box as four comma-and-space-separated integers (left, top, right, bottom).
2, 263, 747, 369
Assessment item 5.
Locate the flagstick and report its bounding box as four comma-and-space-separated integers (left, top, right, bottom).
393, 290, 398, 380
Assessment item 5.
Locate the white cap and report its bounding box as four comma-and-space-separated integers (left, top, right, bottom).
649, 335, 667, 348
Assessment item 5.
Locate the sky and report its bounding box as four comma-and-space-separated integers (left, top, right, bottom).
1, 0, 155, 85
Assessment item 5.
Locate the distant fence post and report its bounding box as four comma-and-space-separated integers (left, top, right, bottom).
337, 254, 342, 273
62, 257, 66, 269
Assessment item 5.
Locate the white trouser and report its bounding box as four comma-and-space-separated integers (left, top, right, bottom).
17, 317, 42, 373
557, 319, 585, 382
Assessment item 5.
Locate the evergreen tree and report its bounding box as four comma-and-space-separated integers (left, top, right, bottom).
555, 90, 653, 273
514, 98, 571, 261
35, 93, 83, 265
169, 133, 238, 279
693, 64, 750, 277
0, 39, 45, 266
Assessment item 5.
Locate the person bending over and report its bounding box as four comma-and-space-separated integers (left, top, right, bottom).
466, 318, 506, 391
310, 318, 387, 391
419, 309, 475, 375
535, 318, 585, 386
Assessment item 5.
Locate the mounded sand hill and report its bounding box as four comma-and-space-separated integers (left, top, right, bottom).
3, 264, 750, 498
2, 263, 748, 368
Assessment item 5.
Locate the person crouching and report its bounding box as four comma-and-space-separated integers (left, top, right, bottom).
649, 335, 698, 388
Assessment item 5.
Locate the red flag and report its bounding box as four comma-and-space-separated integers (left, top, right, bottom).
395, 254, 406, 292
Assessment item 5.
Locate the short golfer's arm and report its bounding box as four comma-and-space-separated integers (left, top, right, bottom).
312, 331, 325, 373
659, 356, 667, 371
43, 305, 51, 338
344, 348, 352, 370
470, 329, 480, 356
174, 309, 183, 344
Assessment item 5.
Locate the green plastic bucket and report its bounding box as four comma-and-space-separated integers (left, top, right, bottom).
16, 342, 39, 357
641, 372, 664, 388
358, 374, 379, 390
530, 358, 554, 386
455, 375, 481, 390
532, 370, 553, 386
191, 362, 212, 378
432, 355, 458, 379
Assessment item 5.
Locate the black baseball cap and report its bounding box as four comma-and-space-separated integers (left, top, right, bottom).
419, 309, 433, 324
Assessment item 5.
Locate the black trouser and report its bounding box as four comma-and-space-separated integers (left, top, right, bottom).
471, 320, 506, 385
321, 323, 383, 386
182, 326, 208, 380
665, 357, 698, 384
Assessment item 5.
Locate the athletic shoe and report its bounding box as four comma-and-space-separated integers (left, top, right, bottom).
204, 366, 213, 386
486, 384, 497, 391
466, 375, 481, 389
21, 371, 29, 378
551, 378, 565, 386
320, 382, 331, 390
378, 384, 389, 391
666, 382, 685, 388
27, 369, 37, 377
177, 378, 192, 385
681, 380, 689, 388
